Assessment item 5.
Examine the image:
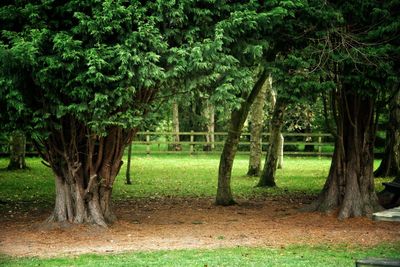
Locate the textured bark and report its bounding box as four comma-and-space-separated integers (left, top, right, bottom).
36, 117, 135, 227
204, 101, 215, 151
216, 128, 241, 206
7, 131, 27, 170
257, 98, 286, 187
267, 82, 284, 170
374, 89, 400, 177
172, 100, 182, 151
309, 88, 381, 219
247, 81, 267, 176
216, 70, 269, 205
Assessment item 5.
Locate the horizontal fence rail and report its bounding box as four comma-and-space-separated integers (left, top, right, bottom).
130, 131, 334, 157
0, 131, 335, 157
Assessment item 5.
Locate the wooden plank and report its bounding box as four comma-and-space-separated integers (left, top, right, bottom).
283, 142, 333, 146
132, 141, 333, 146
134, 132, 332, 137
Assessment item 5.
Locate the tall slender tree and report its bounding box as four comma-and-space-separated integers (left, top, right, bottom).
247, 77, 267, 176
204, 100, 215, 151
217, 70, 269, 205
214, 0, 307, 205
257, 94, 287, 187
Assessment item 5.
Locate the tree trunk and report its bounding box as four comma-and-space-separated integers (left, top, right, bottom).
216, 70, 269, 205
309, 88, 381, 219
257, 98, 286, 187
277, 133, 284, 169
374, 89, 400, 177
267, 80, 284, 170
7, 130, 27, 170
247, 80, 267, 176
36, 118, 134, 227
204, 101, 215, 151
172, 100, 182, 151
126, 141, 133, 185
216, 128, 241, 206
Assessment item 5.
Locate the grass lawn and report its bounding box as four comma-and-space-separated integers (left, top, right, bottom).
1, 244, 400, 267
0, 154, 391, 205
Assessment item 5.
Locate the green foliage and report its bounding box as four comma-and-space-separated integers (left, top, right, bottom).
0, 1, 170, 135
1, 0, 398, 136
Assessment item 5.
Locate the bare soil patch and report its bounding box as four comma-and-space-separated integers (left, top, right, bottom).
0, 196, 399, 258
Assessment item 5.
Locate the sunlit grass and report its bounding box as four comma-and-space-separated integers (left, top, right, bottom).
0, 154, 391, 206
1, 243, 399, 267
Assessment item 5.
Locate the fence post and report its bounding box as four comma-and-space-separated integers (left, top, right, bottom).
190, 130, 194, 155
318, 133, 322, 158
146, 130, 150, 155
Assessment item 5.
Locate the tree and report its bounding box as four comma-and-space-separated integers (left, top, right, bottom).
214, 0, 305, 205
216, 70, 269, 205
214, 0, 330, 204
1, 0, 242, 225
125, 141, 133, 185
203, 100, 215, 151
308, 0, 399, 219
247, 77, 267, 176
257, 93, 287, 187
7, 130, 27, 170
0, 1, 172, 226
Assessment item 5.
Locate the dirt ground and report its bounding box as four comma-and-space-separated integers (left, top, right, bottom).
0, 196, 399, 258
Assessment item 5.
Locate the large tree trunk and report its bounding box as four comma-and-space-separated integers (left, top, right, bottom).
257, 98, 286, 187
172, 100, 182, 151
36, 118, 134, 227
310, 88, 381, 219
216, 70, 269, 205
7, 130, 27, 170
374, 88, 400, 177
247, 79, 267, 176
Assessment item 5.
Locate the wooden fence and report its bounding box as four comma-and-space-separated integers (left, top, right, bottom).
0, 132, 334, 157
131, 131, 334, 156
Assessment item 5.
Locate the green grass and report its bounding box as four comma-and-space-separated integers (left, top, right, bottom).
0, 155, 338, 205
1, 243, 399, 267
0, 154, 392, 207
